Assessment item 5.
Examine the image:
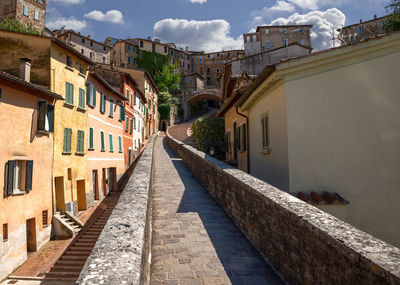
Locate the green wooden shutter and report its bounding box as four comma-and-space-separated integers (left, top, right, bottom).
7, 160, 14, 196
79, 88, 85, 108
118, 136, 122, 152
86, 84, 91, 106
125, 118, 129, 132
37, 101, 47, 131
25, 160, 33, 192
101, 131, 105, 151
70, 84, 74, 105
63, 128, 68, 152
109, 134, 113, 152
119, 105, 125, 121
68, 129, 72, 153
77, 130, 84, 153
130, 93, 133, 107
109, 99, 114, 117
47, 105, 54, 133
89, 128, 94, 149
130, 119, 133, 134
65, 83, 69, 102
93, 86, 97, 106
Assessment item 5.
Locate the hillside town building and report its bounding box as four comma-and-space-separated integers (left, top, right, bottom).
87, 72, 126, 201
0, 0, 46, 31
237, 32, 400, 248
0, 70, 62, 280
53, 29, 111, 64
337, 15, 388, 45
244, 25, 312, 56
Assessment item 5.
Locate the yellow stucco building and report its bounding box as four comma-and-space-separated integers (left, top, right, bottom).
0, 30, 93, 215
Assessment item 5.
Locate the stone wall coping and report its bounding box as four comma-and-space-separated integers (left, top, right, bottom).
77, 134, 157, 285
166, 130, 400, 282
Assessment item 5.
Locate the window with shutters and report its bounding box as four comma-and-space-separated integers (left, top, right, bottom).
109, 134, 114, 152
63, 128, 72, 153
77, 130, 84, 154
125, 116, 129, 132
100, 131, 105, 151
261, 114, 270, 151
78, 88, 85, 109
89, 127, 94, 150
239, 124, 247, 151
66, 55, 72, 67
100, 92, 106, 113
119, 105, 125, 121
87, 83, 96, 107
134, 117, 136, 130
130, 92, 133, 107
134, 92, 137, 105
42, 210, 48, 227
118, 136, 122, 153
5, 160, 33, 195
2, 224, 8, 242
38, 100, 54, 132
129, 119, 133, 134
65, 82, 74, 105
225, 131, 231, 154
109, 99, 114, 117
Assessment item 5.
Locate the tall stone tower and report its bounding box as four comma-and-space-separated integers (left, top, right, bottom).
0, 0, 46, 31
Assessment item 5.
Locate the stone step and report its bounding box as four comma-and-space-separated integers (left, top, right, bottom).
56, 259, 86, 266
50, 266, 82, 273
46, 272, 80, 279
73, 243, 96, 248
61, 255, 87, 261
65, 250, 91, 256
69, 246, 93, 251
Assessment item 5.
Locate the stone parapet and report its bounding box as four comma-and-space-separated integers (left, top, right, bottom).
77, 134, 157, 285
165, 130, 400, 285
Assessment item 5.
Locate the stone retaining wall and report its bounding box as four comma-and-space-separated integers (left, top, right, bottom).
166, 132, 400, 285
77, 135, 157, 285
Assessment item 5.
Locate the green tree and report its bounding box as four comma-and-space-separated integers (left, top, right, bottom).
154, 63, 181, 93
0, 18, 42, 35
385, 0, 400, 32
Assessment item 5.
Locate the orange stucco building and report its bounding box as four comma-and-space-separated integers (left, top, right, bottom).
0, 71, 63, 280
87, 72, 126, 201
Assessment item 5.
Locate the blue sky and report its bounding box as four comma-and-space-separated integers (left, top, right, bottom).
47, 0, 388, 52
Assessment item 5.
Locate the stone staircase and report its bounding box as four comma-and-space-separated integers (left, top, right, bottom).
44, 201, 117, 281
55, 211, 83, 235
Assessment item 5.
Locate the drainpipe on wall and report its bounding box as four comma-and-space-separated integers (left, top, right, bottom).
235, 106, 250, 174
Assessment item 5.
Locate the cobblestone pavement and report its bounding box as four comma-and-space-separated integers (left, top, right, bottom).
150, 137, 285, 285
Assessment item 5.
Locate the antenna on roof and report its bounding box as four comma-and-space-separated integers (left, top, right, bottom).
331, 27, 336, 48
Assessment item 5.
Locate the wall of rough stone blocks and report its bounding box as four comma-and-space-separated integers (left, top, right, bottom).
165, 132, 400, 285
77, 135, 157, 285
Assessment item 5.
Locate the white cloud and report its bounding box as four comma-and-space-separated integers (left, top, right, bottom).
47, 16, 87, 31
84, 10, 124, 24
153, 19, 243, 53
189, 0, 207, 3
49, 0, 84, 4
270, 8, 346, 51
288, 0, 318, 10
269, 1, 296, 12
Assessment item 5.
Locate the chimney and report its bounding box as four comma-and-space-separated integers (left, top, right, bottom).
20, 58, 32, 82
360, 19, 363, 23
87, 35, 91, 39
61, 25, 65, 34
185, 46, 188, 52
374, 14, 377, 20
147, 36, 151, 41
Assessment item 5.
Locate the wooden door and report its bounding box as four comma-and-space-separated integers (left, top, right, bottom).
55, 177, 65, 212
108, 168, 114, 192
26, 218, 37, 252
92, 170, 99, 200
77, 180, 86, 211
102, 168, 107, 196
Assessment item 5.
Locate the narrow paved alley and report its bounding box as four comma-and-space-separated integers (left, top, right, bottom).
150, 136, 285, 285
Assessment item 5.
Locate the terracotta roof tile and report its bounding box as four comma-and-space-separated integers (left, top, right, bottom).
296, 191, 349, 206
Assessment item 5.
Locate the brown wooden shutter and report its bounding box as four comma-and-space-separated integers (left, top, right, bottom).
38, 101, 47, 131
25, 160, 33, 192
7, 160, 14, 196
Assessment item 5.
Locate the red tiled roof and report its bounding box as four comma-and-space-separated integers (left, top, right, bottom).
296, 191, 349, 206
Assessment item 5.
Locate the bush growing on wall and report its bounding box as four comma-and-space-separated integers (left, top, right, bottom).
0, 18, 42, 35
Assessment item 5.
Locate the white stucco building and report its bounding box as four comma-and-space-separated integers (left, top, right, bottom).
238, 32, 400, 248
